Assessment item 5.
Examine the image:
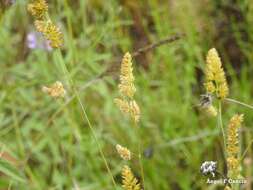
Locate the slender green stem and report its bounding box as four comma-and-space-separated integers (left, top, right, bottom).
240, 139, 253, 161
55, 50, 117, 189
134, 122, 145, 188
218, 101, 226, 156
225, 98, 253, 110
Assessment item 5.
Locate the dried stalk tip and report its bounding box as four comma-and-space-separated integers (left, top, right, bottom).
116, 144, 131, 161
204, 48, 229, 99
226, 114, 244, 178
27, 0, 48, 19
122, 165, 141, 190
42, 81, 66, 98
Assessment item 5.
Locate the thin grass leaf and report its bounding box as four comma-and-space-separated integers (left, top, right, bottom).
0, 159, 25, 183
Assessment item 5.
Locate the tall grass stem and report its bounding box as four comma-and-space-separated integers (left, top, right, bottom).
55, 50, 117, 189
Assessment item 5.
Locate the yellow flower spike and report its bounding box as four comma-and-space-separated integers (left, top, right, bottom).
118, 52, 136, 98
204, 48, 229, 99
121, 165, 140, 190
226, 114, 244, 178
28, 0, 63, 48
27, 0, 48, 19
34, 20, 63, 48
227, 114, 243, 156
116, 144, 131, 161
115, 52, 141, 123
44, 22, 63, 48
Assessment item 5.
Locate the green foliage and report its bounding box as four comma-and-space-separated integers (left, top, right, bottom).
1, 0, 253, 189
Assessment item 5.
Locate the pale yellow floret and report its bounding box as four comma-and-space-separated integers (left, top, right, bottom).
34, 20, 47, 33
114, 98, 130, 114
129, 100, 140, 123
42, 81, 66, 98
116, 144, 131, 161
204, 82, 215, 94
204, 105, 217, 117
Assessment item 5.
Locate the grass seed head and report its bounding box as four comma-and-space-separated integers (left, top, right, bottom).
121, 165, 140, 190
226, 114, 244, 178
34, 20, 63, 48
42, 81, 66, 98
204, 48, 229, 99
27, 0, 48, 19
118, 52, 136, 98
43, 22, 63, 48
116, 144, 131, 161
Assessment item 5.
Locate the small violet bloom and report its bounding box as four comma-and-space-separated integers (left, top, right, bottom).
27, 32, 52, 51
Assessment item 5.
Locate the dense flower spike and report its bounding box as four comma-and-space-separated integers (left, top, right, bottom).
34, 20, 63, 48
122, 165, 140, 190
27, 0, 48, 19
42, 81, 66, 98
226, 114, 243, 178
204, 48, 229, 99
118, 52, 136, 98
43, 22, 63, 48
115, 52, 141, 123
116, 144, 131, 161
28, 0, 63, 48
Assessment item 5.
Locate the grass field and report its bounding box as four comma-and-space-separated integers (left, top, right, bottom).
1, 0, 253, 189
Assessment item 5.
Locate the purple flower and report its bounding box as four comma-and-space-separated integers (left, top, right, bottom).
26, 32, 52, 51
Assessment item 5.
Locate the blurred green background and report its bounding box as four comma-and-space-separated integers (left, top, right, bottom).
1, 0, 253, 189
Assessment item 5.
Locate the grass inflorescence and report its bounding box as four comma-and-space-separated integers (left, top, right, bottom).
1, 0, 253, 190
